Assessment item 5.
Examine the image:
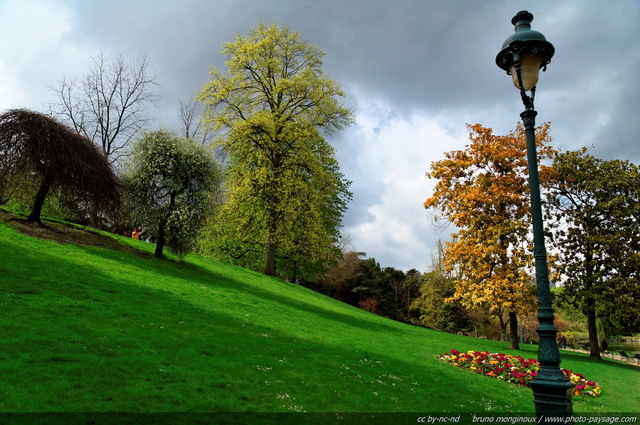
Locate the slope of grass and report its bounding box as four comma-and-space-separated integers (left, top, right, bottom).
0, 213, 638, 414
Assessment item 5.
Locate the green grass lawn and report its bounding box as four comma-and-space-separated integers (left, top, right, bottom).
0, 212, 638, 415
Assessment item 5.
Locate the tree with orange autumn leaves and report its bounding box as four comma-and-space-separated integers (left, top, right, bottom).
425, 123, 556, 349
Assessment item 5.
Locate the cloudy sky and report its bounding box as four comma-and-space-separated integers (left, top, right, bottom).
1, 0, 638, 272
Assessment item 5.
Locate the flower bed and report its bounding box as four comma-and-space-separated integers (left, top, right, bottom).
439, 349, 600, 397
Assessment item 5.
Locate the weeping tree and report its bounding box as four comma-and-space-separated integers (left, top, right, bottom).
0, 109, 120, 225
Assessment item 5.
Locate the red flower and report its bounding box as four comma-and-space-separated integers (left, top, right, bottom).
439, 349, 600, 397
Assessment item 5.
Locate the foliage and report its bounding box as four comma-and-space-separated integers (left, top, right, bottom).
358, 297, 380, 315
440, 350, 600, 397
350, 257, 385, 301
545, 149, 640, 356
0, 108, 120, 224
391, 268, 422, 323
425, 123, 555, 348
412, 240, 471, 333
560, 331, 590, 348
123, 130, 221, 258
552, 287, 586, 325
309, 252, 422, 323
198, 22, 354, 278
315, 248, 364, 303
49, 51, 159, 164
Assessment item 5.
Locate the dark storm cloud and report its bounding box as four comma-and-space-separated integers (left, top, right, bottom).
63, 0, 640, 157
67, 0, 494, 114
2, 0, 638, 271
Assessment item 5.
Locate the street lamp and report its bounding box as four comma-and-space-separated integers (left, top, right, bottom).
496, 11, 574, 419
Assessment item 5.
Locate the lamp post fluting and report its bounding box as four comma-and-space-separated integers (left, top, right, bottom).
496, 11, 574, 419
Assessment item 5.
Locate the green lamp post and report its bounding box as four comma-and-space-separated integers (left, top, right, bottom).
496, 11, 574, 419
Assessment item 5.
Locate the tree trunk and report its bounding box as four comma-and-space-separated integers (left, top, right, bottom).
586, 297, 601, 359
155, 194, 176, 259
27, 175, 52, 225
584, 250, 601, 359
498, 312, 507, 341
263, 210, 277, 276
155, 219, 166, 258
509, 311, 520, 350
264, 240, 276, 276
90, 206, 100, 229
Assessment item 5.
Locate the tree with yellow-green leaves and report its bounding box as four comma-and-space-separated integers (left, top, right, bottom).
425, 123, 556, 349
198, 23, 354, 279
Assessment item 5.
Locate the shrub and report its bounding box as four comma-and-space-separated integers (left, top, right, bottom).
359, 297, 380, 315
562, 331, 590, 348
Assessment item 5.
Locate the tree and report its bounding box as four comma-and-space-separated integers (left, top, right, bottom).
314, 235, 364, 302
424, 123, 554, 349
179, 99, 203, 141
412, 241, 471, 333
0, 109, 120, 224
350, 257, 385, 304
391, 268, 422, 324
198, 22, 354, 277
123, 130, 221, 258
379, 267, 423, 322
545, 148, 640, 358
50, 51, 159, 163
316, 250, 363, 299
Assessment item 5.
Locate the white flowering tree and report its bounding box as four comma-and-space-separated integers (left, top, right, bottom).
123, 130, 221, 258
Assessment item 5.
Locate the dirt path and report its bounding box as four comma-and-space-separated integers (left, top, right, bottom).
562, 348, 640, 367
1, 210, 151, 259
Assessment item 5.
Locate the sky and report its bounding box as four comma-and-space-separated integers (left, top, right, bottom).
1, 0, 639, 273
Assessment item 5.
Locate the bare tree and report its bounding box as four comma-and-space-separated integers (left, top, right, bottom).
0, 109, 121, 225
49, 51, 159, 164
179, 99, 201, 140
179, 99, 228, 163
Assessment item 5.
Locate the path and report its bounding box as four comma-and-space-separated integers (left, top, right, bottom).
562, 348, 640, 368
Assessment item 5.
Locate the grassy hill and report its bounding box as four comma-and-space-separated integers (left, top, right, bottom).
0, 211, 638, 418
